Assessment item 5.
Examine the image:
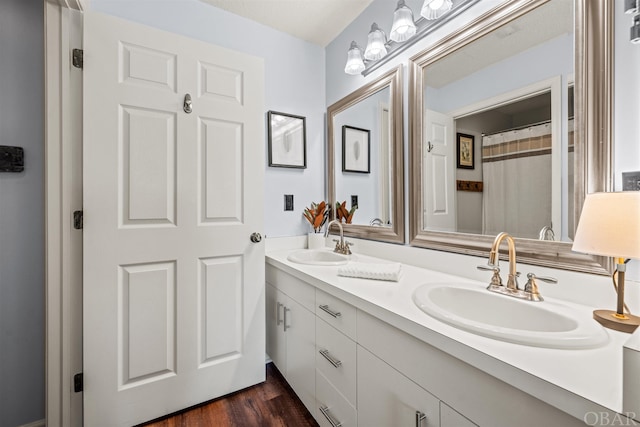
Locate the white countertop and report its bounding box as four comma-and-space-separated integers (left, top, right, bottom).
266, 248, 633, 420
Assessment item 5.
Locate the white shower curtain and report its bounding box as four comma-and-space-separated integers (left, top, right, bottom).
482, 123, 553, 239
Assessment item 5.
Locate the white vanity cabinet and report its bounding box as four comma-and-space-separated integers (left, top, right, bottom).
265, 273, 316, 414
266, 261, 588, 427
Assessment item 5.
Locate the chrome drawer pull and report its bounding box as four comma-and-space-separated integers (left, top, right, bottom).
276, 302, 283, 325
319, 405, 342, 427
283, 307, 291, 331
319, 349, 342, 368
416, 410, 427, 427
319, 304, 341, 318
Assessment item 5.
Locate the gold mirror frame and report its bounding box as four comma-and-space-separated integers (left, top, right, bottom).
409, 0, 613, 274
328, 65, 405, 244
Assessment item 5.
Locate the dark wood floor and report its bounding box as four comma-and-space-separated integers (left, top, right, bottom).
139, 363, 319, 427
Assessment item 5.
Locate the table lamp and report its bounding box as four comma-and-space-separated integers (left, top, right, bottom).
572, 192, 640, 333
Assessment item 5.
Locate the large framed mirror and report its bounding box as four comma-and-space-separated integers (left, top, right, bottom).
328, 65, 404, 244
409, 0, 613, 274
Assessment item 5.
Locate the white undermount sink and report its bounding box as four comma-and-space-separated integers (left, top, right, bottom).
287, 249, 350, 266
412, 283, 609, 349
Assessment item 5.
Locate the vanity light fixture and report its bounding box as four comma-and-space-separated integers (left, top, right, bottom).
421, 0, 453, 20
390, 0, 417, 42
572, 192, 640, 333
364, 23, 388, 61
344, 41, 366, 75
343, 0, 480, 76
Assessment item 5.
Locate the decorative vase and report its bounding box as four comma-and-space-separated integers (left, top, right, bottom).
307, 232, 325, 250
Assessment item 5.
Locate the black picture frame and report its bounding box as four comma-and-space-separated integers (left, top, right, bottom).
456, 132, 475, 169
342, 125, 370, 173
267, 110, 307, 168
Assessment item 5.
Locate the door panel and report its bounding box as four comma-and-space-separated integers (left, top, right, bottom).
83, 12, 264, 426
424, 109, 456, 232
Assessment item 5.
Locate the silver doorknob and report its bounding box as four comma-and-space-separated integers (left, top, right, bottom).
250, 232, 262, 243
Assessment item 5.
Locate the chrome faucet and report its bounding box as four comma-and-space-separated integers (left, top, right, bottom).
538, 225, 555, 241
477, 231, 557, 301
325, 219, 352, 255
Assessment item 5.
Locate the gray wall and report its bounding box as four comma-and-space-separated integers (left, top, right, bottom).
0, 0, 45, 426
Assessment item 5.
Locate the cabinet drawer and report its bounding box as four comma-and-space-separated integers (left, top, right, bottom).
266, 266, 315, 312
316, 369, 357, 427
315, 288, 356, 340
316, 318, 357, 406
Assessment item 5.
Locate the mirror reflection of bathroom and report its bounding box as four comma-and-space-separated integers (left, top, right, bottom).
453, 92, 554, 240
421, 0, 574, 242
333, 86, 393, 227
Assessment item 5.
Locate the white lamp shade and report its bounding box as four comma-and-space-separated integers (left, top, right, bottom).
421, 0, 453, 20
344, 41, 365, 75
572, 192, 640, 260
390, 0, 417, 42
364, 23, 387, 61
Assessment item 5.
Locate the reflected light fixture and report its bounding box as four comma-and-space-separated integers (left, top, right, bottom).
632, 14, 640, 44
572, 192, 640, 333
344, 41, 365, 75
364, 23, 388, 61
628, 0, 640, 43
421, 0, 453, 21
390, 0, 417, 43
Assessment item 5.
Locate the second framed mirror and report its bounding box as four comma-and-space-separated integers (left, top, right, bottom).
328, 65, 404, 244
408, 0, 613, 274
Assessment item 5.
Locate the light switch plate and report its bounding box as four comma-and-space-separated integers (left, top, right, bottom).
284, 194, 294, 211
622, 172, 640, 191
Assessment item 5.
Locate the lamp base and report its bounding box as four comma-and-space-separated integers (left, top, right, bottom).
593, 309, 640, 333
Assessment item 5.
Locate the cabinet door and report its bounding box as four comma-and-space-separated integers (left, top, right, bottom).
357, 345, 440, 427
284, 297, 316, 415
440, 402, 478, 427
266, 283, 286, 372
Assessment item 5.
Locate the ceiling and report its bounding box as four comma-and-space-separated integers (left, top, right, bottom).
198, 0, 375, 46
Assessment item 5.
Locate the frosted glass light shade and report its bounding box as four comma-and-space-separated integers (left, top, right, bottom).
625, 0, 638, 14
344, 41, 365, 75
572, 192, 640, 260
364, 23, 388, 61
421, 0, 453, 20
390, 0, 417, 42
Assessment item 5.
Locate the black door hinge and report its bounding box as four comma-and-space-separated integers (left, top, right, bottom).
72, 49, 83, 69
73, 210, 83, 230
74, 373, 83, 392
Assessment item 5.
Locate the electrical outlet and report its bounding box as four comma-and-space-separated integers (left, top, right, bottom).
351, 195, 358, 209
622, 171, 640, 191
284, 194, 294, 211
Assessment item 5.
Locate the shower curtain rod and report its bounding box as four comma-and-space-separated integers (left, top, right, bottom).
481, 119, 552, 138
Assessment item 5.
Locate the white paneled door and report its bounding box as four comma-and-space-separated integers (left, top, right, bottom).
424, 109, 456, 232
83, 12, 265, 426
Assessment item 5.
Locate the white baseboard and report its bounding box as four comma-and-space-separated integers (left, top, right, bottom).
19, 419, 45, 427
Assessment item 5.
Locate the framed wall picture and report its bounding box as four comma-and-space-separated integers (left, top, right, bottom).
267, 110, 307, 168
342, 125, 370, 173
456, 132, 475, 169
